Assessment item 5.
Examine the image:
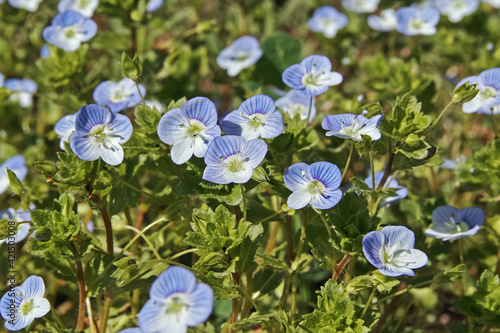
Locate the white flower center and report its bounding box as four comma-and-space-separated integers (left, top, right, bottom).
19, 298, 34, 315
221, 152, 249, 174
89, 124, 121, 151
443, 213, 470, 234
240, 112, 265, 129
110, 84, 133, 103
383, 241, 415, 268
409, 18, 423, 30
338, 117, 366, 139
64, 26, 78, 38
165, 293, 187, 315
479, 86, 497, 100
185, 119, 207, 140
308, 179, 325, 195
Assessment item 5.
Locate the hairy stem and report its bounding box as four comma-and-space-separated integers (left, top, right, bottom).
98, 206, 113, 255
70, 242, 86, 331
332, 253, 352, 281
361, 286, 377, 319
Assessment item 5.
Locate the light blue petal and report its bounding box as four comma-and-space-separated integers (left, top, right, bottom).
322, 113, 356, 133
109, 113, 134, 144
432, 205, 460, 226
282, 64, 305, 90
202, 165, 231, 184
287, 190, 312, 210
146, 0, 163, 12
170, 138, 195, 165
74, 104, 112, 133
307, 162, 342, 190
78, 19, 98, 42
302, 84, 329, 96
93, 81, 129, 113
4, 313, 35, 331
157, 108, 188, 145
240, 139, 267, 169
362, 230, 385, 269
442, 225, 481, 241
138, 299, 183, 333
150, 266, 197, 300
4, 79, 37, 93
458, 207, 485, 229
378, 266, 415, 277
185, 283, 214, 326
284, 163, 310, 192
301, 55, 332, 74
100, 144, 124, 166
70, 133, 100, 162
381, 226, 415, 249
0, 286, 22, 320
117, 329, 143, 333
182, 97, 218, 128
52, 10, 85, 27
221, 110, 245, 136
479, 67, 500, 91
260, 112, 284, 139
32, 297, 50, 318
309, 189, 342, 210
193, 126, 221, 158
239, 95, 276, 116
204, 136, 245, 164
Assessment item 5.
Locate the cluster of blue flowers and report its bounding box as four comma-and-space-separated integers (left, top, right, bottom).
0, 74, 37, 108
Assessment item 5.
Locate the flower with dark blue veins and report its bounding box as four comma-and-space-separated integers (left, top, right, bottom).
308, 6, 348, 38
137, 266, 213, 333
4, 78, 37, 108
456, 68, 500, 114
7, 0, 42, 11
93, 78, 146, 113
221, 94, 284, 140
363, 226, 428, 277
343, 0, 379, 13
368, 9, 397, 32
276, 89, 317, 122
42, 10, 98, 52
216, 35, 263, 77
0, 207, 33, 245
425, 206, 485, 241
0, 155, 28, 195
284, 162, 342, 210
282, 55, 343, 96
54, 114, 76, 150
364, 171, 408, 206
435, 0, 479, 23
203, 135, 267, 184
157, 97, 221, 165
146, 0, 163, 12
70, 104, 133, 166
322, 113, 382, 141
396, 5, 440, 36
58, 0, 99, 18
0, 276, 51, 331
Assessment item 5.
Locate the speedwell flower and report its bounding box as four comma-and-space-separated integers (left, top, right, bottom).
54, 114, 76, 150
221, 94, 284, 140
364, 171, 408, 206
283, 162, 342, 210
137, 266, 213, 333
4, 78, 37, 108
275, 89, 317, 122
93, 78, 146, 113
307, 6, 348, 39
322, 113, 382, 141
0, 207, 32, 245
0, 155, 27, 195
58, 0, 99, 18
216, 35, 263, 77
7, 0, 42, 11
42, 10, 98, 52
203, 135, 267, 184
368, 9, 397, 32
456, 68, 500, 114
363, 226, 428, 277
342, 0, 379, 13
157, 97, 221, 165
282, 55, 343, 96
146, 0, 163, 12
0, 276, 51, 331
69, 104, 133, 165
435, 0, 479, 23
396, 5, 440, 36
425, 206, 485, 241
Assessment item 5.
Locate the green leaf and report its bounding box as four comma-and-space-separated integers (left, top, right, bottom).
134, 104, 161, 134
7, 168, 24, 197
121, 52, 142, 81
305, 223, 335, 270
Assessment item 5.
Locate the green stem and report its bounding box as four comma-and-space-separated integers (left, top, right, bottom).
86, 297, 98, 333
124, 226, 162, 260
240, 184, 247, 221
69, 242, 86, 331
135, 81, 146, 105
290, 209, 309, 324
459, 239, 474, 333
341, 143, 354, 182
361, 286, 377, 319
122, 217, 166, 253
241, 271, 254, 318
305, 96, 314, 126
391, 301, 413, 333
426, 100, 454, 134
100, 289, 112, 333
256, 210, 283, 224
369, 151, 376, 190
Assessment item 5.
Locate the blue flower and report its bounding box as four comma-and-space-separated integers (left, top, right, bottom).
283, 162, 343, 210
58, 0, 99, 18
117, 329, 142, 333
93, 78, 146, 113
0, 207, 32, 245
7, 0, 42, 11
342, 0, 379, 13
146, 100, 165, 113
0, 276, 51, 331
40, 44, 50, 58
0, 155, 28, 195
282, 55, 343, 96
69, 104, 133, 165
457, 68, 500, 114
276, 89, 317, 122
396, 5, 440, 36
202, 135, 267, 184
221, 94, 284, 140
137, 266, 213, 333
308, 6, 348, 38
363, 226, 428, 277
435, 0, 479, 23
216, 35, 263, 77
54, 114, 76, 150
157, 97, 221, 165
4, 78, 37, 108
42, 10, 98, 52
368, 8, 397, 32
146, 0, 163, 12
425, 206, 485, 241
364, 171, 408, 205
322, 113, 382, 141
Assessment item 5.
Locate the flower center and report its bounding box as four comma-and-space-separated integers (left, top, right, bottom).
90, 125, 107, 143
65, 27, 77, 38
308, 180, 325, 195
338, 117, 366, 139
445, 213, 470, 233
479, 86, 497, 100
409, 18, 423, 30
79, 0, 90, 7
383, 241, 414, 267
165, 293, 187, 316
186, 120, 206, 138
454, 1, 464, 9
19, 298, 34, 315
221, 153, 248, 174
